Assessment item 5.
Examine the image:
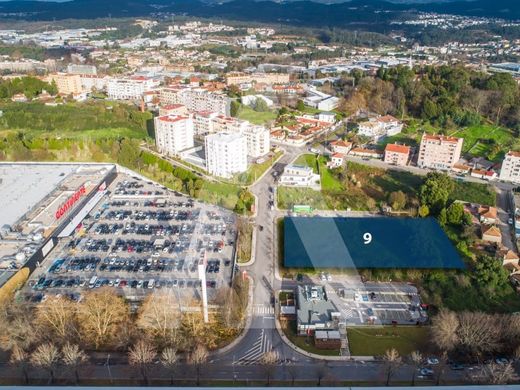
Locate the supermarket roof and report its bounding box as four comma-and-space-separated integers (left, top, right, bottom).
283, 216, 464, 269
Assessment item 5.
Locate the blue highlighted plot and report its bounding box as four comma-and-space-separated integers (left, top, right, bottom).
283, 216, 465, 269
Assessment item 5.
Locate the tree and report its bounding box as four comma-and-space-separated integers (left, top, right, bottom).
260, 350, 279, 386
432, 309, 459, 352
9, 345, 30, 384
31, 343, 60, 384
418, 204, 429, 218
137, 291, 181, 348
77, 288, 129, 350
457, 312, 502, 357
482, 362, 514, 384
35, 296, 77, 343
253, 97, 270, 112
446, 202, 464, 225
438, 208, 447, 227
296, 99, 306, 112
189, 344, 208, 386
419, 172, 454, 214
434, 352, 448, 385
383, 348, 402, 386
388, 191, 407, 211
160, 347, 178, 385
61, 343, 88, 385
230, 100, 241, 117
474, 255, 510, 296
409, 351, 423, 386
128, 340, 157, 385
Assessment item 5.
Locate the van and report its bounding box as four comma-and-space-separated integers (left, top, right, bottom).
148, 279, 155, 289
89, 276, 98, 289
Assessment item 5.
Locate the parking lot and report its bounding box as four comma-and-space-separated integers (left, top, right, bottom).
25, 174, 237, 303
316, 274, 427, 326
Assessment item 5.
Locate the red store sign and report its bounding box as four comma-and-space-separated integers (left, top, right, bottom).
55, 185, 86, 220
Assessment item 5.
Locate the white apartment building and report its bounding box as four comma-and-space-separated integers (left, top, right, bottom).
417, 133, 464, 170
499, 151, 520, 184
358, 115, 403, 142
107, 76, 160, 100
154, 115, 194, 156
67, 64, 97, 75
160, 87, 229, 115
279, 164, 320, 187
79, 75, 110, 93
242, 125, 271, 158
205, 133, 248, 179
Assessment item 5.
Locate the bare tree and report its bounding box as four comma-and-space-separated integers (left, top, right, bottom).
434, 352, 448, 386
431, 309, 459, 352
31, 343, 60, 384
457, 312, 501, 357
9, 345, 30, 384
482, 362, 515, 384
61, 343, 88, 385
409, 350, 423, 386
137, 291, 181, 349
315, 363, 329, 386
260, 350, 279, 386
77, 288, 129, 349
189, 344, 208, 386
160, 347, 178, 385
286, 363, 298, 386
128, 340, 157, 385
383, 348, 402, 386
36, 296, 77, 343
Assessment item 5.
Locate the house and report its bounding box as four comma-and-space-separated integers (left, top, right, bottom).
279, 164, 320, 188
358, 115, 403, 142
296, 285, 340, 336
329, 140, 353, 155
471, 169, 497, 181
384, 143, 410, 166
501, 249, 520, 267
314, 330, 341, 350
349, 148, 383, 159
478, 206, 498, 225
481, 225, 502, 243
328, 153, 345, 168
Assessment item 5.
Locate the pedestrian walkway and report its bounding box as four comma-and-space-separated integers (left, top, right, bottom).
234, 329, 272, 366
252, 304, 275, 315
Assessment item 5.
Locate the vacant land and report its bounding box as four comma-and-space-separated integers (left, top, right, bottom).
451, 180, 496, 206
347, 326, 431, 356
236, 150, 283, 185
277, 186, 329, 210
237, 105, 277, 125
450, 124, 517, 162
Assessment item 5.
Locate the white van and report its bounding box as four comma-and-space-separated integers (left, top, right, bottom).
148, 279, 155, 289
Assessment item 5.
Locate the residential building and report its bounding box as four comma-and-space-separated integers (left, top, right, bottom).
67, 64, 97, 75
160, 87, 230, 115
329, 153, 345, 168
46, 73, 83, 95
478, 206, 498, 225
159, 104, 188, 116
417, 134, 463, 170
205, 132, 248, 178
242, 125, 270, 158
296, 285, 340, 336
225, 72, 290, 86
384, 143, 410, 166
329, 140, 353, 155
349, 148, 383, 159
154, 115, 194, 156
481, 225, 502, 243
279, 164, 320, 187
499, 151, 520, 184
79, 74, 109, 93
358, 115, 403, 142
107, 76, 159, 100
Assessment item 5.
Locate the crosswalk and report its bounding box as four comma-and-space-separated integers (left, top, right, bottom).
234, 329, 272, 366
252, 304, 274, 315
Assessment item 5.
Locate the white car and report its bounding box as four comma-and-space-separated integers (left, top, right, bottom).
427, 357, 440, 365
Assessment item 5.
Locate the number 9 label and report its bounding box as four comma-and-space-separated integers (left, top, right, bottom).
363, 232, 372, 245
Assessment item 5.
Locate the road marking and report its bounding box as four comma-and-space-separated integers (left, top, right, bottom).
252, 304, 274, 315
235, 329, 273, 366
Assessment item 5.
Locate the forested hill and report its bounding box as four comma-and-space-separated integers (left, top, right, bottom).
0, 0, 518, 23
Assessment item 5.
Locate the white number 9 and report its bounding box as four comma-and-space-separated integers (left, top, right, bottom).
363, 232, 372, 245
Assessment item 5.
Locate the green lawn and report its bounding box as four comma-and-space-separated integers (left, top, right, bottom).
27, 127, 147, 140
277, 186, 329, 210
237, 106, 277, 125
282, 320, 340, 356
197, 180, 243, 210
347, 326, 431, 357
451, 181, 496, 206
236, 151, 283, 185
449, 124, 516, 162
294, 154, 343, 191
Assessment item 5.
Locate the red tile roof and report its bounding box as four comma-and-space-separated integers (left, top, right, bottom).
385, 143, 410, 154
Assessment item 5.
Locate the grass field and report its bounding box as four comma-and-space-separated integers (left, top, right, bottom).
237, 106, 277, 125
347, 326, 431, 356
451, 180, 496, 206
236, 151, 283, 185
281, 320, 340, 356
294, 154, 343, 191
277, 186, 329, 210
450, 124, 515, 162
198, 180, 243, 210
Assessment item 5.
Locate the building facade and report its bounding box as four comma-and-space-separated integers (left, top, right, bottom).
205, 133, 248, 178
499, 151, 520, 184
107, 76, 159, 100
154, 115, 194, 156
384, 143, 410, 166
417, 134, 463, 170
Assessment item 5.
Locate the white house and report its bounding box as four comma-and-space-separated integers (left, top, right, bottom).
358, 115, 403, 142
279, 164, 320, 188
205, 132, 248, 179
